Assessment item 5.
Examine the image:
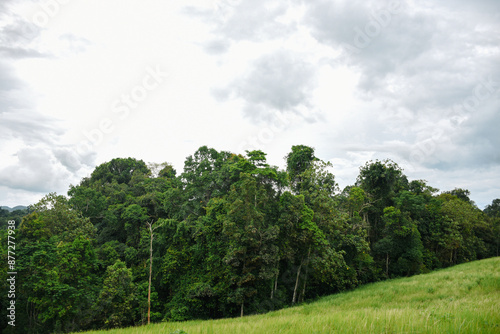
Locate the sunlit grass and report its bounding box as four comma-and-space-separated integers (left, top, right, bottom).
80, 257, 500, 334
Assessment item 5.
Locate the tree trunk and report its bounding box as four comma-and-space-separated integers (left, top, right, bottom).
385, 252, 389, 277
240, 302, 244, 317
300, 248, 311, 303
147, 221, 154, 325
271, 269, 279, 299
274, 269, 279, 293
292, 258, 303, 304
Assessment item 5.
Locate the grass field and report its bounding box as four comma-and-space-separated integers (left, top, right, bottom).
81, 257, 500, 334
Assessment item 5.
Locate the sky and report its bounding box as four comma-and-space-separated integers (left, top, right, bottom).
0, 0, 499, 209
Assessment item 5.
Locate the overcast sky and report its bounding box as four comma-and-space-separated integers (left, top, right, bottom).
0, 0, 499, 208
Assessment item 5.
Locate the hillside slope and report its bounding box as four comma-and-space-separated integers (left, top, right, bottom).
81, 257, 500, 334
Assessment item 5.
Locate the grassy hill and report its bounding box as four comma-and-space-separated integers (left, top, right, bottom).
81, 257, 500, 334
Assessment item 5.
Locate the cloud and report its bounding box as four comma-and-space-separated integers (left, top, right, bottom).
0, 143, 95, 193
216, 50, 320, 123
214, 1, 295, 41
0, 62, 24, 105
0, 110, 96, 199
0, 0, 498, 209
306, 1, 442, 96
304, 0, 499, 104
0, 3, 45, 114
203, 38, 231, 55
300, 0, 500, 172
0, 110, 63, 144
440, 0, 500, 13
57, 33, 92, 55
0, 2, 96, 203
451, 98, 500, 167
0, 3, 45, 59
0, 146, 66, 193
185, 0, 298, 51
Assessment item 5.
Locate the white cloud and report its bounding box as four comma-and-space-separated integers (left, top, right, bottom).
0, 145, 91, 193
0, 0, 499, 209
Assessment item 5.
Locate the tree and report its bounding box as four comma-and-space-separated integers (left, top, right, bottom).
86, 157, 150, 186
223, 173, 279, 316
374, 206, 423, 277
483, 199, 500, 257
278, 191, 328, 304
122, 204, 149, 247
6, 145, 500, 331
22, 193, 96, 243
356, 160, 408, 245
285, 145, 317, 193
12, 194, 101, 333
68, 186, 107, 222
443, 188, 473, 204
438, 195, 486, 264
14, 236, 100, 333
145, 219, 166, 325
95, 260, 137, 329
484, 199, 500, 218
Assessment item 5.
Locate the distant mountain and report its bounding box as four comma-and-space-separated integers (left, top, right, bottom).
1, 205, 28, 212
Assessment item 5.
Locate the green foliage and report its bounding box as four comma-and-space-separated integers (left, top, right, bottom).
374, 206, 423, 277
3, 146, 498, 334
484, 198, 500, 218
0, 206, 28, 229
23, 192, 96, 242
443, 187, 473, 204
78, 257, 500, 334
95, 260, 137, 329
87, 157, 150, 186
356, 159, 408, 204
438, 196, 487, 264
285, 145, 317, 192
355, 159, 409, 254
15, 237, 100, 332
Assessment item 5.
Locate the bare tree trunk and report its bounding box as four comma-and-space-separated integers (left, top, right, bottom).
386, 252, 389, 277
274, 269, 279, 294
292, 258, 303, 304
275, 270, 279, 290
240, 302, 244, 317
147, 221, 154, 325
300, 247, 311, 303
271, 268, 279, 299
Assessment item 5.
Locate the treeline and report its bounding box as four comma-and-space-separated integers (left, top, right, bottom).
1, 145, 499, 333
0, 207, 28, 230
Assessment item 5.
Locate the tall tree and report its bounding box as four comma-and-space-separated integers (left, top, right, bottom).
145, 219, 166, 325
223, 173, 279, 316
484, 199, 500, 218
356, 159, 408, 244
374, 206, 423, 277
437, 195, 486, 264
285, 145, 317, 193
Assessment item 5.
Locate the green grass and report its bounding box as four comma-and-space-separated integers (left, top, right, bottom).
81, 257, 500, 334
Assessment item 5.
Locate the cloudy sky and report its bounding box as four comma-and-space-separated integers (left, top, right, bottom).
0, 0, 499, 208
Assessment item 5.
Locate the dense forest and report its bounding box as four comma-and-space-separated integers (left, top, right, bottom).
1, 145, 499, 333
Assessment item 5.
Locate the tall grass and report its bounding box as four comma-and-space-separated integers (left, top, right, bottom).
80, 257, 500, 334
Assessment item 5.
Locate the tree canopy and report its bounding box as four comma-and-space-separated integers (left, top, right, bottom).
1, 148, 498, 333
